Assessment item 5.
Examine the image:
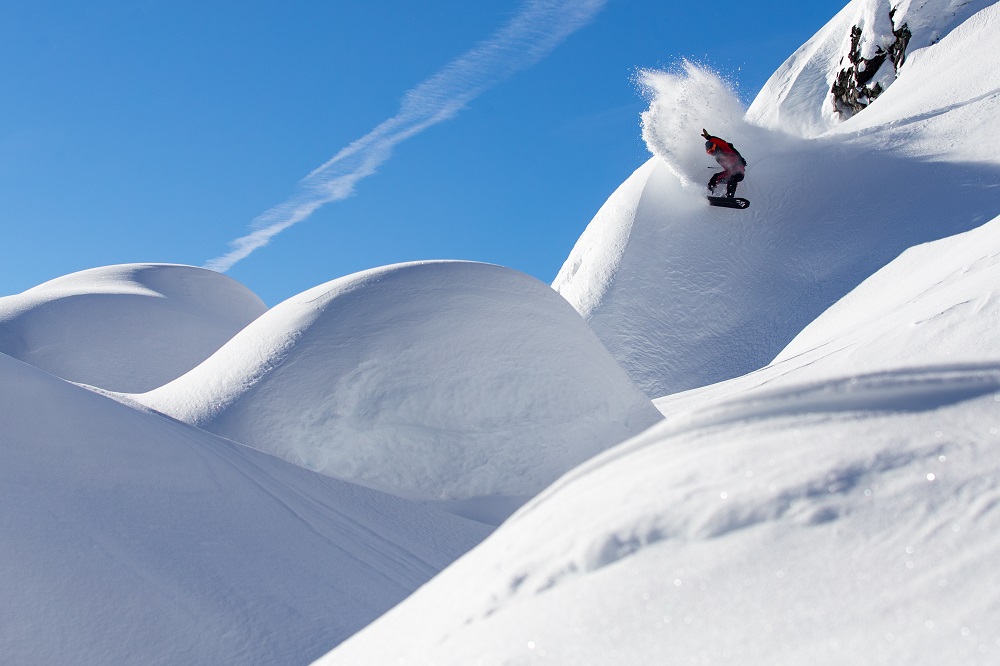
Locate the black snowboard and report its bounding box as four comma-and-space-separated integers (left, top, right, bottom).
707, 196, 750, 209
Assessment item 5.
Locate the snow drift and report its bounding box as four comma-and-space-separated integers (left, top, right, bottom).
658, 212, 1000, 414
137, 261, 661, 522
0, 264, 266, 392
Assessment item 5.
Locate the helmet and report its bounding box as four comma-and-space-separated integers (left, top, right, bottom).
705, 140, 715, 152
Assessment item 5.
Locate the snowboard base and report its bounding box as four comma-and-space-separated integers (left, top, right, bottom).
707, 196, 750, 209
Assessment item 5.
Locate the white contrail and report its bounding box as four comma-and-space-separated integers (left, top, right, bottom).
204, 0, 606, 273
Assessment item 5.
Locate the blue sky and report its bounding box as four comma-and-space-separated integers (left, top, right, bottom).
1, 0, 845, 305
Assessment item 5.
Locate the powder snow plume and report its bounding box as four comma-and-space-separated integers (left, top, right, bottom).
638, 61, 753, 189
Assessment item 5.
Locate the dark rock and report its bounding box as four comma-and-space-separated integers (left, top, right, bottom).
830, 10, 911, 120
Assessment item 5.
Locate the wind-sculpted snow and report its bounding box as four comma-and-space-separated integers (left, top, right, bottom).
0, 264, 266, 392
653, 210, 1000, 420
137, 261, 661, 522
554, 20, 1000, 397
0, 352, 489, 664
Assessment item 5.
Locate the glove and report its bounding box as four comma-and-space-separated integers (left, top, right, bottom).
701, 129, 711, 139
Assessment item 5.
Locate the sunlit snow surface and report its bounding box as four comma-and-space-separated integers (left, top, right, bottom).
746, 0, 996, 138
325, 365, 1000, 665
0, 264, 266, 392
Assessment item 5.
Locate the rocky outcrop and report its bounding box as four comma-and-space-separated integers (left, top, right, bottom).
886, 8, 912, 69
831, 8, 911, 119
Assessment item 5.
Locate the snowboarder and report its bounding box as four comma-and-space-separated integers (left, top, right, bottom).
702, 129, 746, 198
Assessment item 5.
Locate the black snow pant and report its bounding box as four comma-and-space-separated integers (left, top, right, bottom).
708, 171, 744, 197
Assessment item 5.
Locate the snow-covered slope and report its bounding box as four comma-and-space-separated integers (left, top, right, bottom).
553, 1, 1000, 398
318, 216, 1000, 665
746, 0, 995, 137
0, 264, 266, 392
136, 261, 661, 523
323, 370, 1000, 665
658, 212, 1000, 415
774, 214, 1000, 378
826, 0, 1000, 163
0, 351, 489, 664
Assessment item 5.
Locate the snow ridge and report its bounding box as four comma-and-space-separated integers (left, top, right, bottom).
0, 264, 265, 392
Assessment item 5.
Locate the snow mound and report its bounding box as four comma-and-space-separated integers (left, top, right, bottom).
554, 6, 1000, 398
137, 261, 661, 521
0, 264, 266, 392
746, 0, 996, 137
0, 351, 488, 664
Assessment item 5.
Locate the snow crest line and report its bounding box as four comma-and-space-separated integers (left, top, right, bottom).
203, 0, 607, 273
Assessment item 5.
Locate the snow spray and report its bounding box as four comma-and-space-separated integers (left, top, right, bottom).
637, 61, 750, 190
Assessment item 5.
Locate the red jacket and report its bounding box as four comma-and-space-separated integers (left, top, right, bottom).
705, 136, 746, 175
